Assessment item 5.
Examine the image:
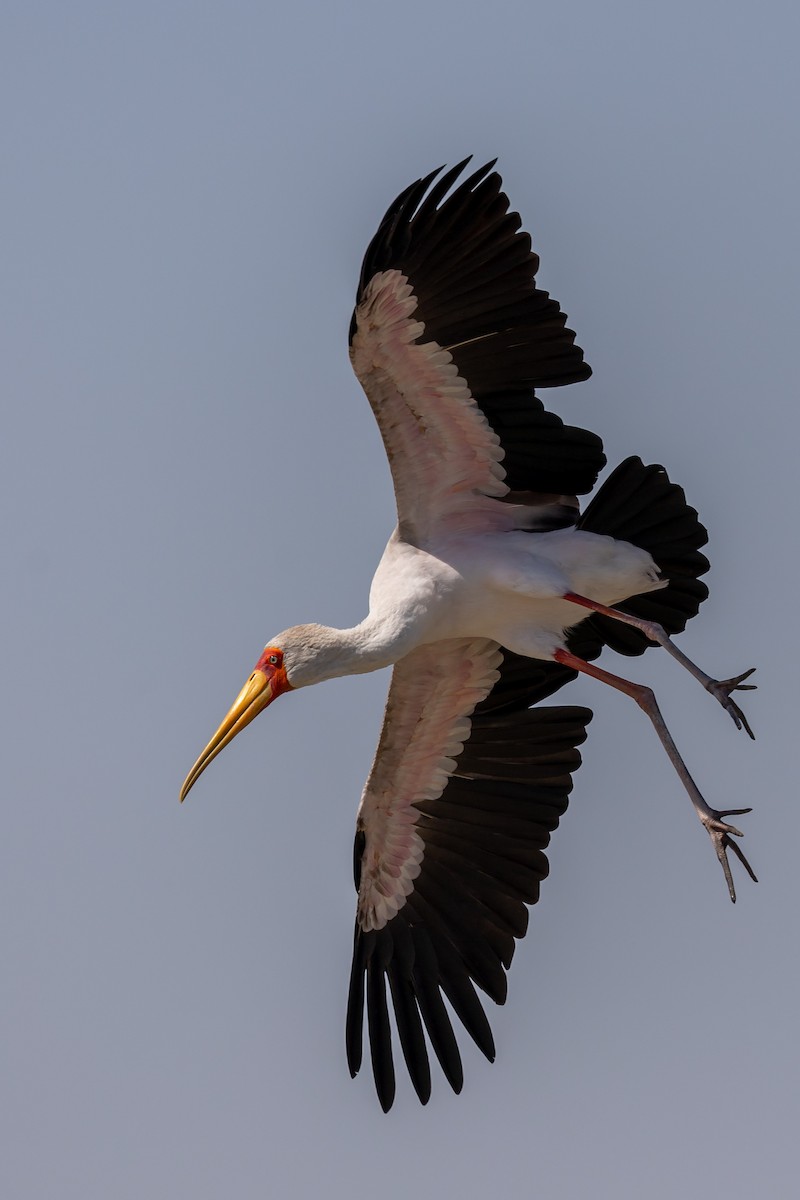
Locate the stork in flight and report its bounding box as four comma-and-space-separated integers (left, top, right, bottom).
180, 159, 756, 1111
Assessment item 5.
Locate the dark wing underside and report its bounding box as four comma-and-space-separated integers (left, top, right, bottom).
350, 159, 606, 513
347, 647, 593, 1111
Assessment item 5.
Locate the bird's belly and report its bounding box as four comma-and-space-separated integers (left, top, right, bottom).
420, 587, 582, 658
418, 528, 663, 658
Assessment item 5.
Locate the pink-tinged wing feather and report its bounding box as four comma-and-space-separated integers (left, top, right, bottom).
355, 637, 503, 931
348, 160, 605, 545
350, 272, 509, 542
347, 639, 593, 1109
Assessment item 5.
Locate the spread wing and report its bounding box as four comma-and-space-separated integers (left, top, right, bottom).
346, 639, 593, 1110
349, 159, 606, 543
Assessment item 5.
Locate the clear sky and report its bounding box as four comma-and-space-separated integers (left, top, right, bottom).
2, 2, 797, 1196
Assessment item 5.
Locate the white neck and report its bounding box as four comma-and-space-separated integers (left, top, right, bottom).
275, 613, 415, 689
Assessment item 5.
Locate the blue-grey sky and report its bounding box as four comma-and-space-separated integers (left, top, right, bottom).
2, 2, 797, 1196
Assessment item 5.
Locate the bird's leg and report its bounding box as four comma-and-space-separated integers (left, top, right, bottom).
554, 648, 758, 901
563, 592, 756, 738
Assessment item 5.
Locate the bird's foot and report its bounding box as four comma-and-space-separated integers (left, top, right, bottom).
705, 668, 757, 738
702, 808, 758, 902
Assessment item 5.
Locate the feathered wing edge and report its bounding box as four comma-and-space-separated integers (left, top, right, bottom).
346, 647, 592, 1111
350, 159, 606, 502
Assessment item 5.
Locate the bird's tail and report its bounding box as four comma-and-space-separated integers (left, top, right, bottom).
573, 456, 710, 656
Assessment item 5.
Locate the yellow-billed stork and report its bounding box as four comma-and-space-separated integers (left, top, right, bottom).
180, 159, 756, 1111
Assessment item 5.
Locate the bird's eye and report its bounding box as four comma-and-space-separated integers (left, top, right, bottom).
269, 654, 279, 665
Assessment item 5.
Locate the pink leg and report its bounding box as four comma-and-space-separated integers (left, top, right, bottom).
564, 592, 757, 739
554, 648, 758, 902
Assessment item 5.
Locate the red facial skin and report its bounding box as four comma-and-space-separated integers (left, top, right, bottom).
253, 646, 294, 695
